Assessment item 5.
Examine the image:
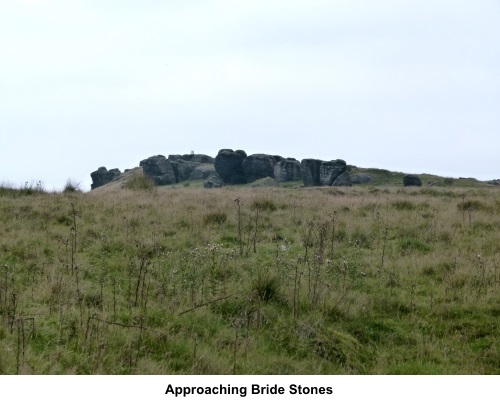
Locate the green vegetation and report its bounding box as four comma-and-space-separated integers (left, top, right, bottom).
0, 183, 499, 374
124, 172, 156, 191
0, 180, 46, 197
63, 179, 82, 194
350, 167, 488, 188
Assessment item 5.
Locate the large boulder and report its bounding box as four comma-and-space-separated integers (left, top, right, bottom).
274, 159, 302, 182
301, 159, 349, 187
242, 154, 277, 183
214, 149, 247, 184
172, 160, 199, 182
203, 174, 223, 188
403, 174, 422, 187
319, 160, 347, 186
332, 171, 352, 186
90, 167, 121, 190
167, 154, 184, 162
189, 164, 217, 180
301, 159, 323, 186
139, 155, 177, 185
351, 173, 373, 184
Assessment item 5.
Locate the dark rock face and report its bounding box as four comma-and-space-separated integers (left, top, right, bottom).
242, 154, 277, 183
203, 174, 223, 188
319, 160, 347, 186
351, 174, 373, 184
189, 164, 217, 180
403, 174, 422, 187
90, 167, 121, 190
168, 154, 214, 164
301, 159, 323, 186
93, 150, 354, 189
139, 155, 177, 185
301, 159, 348, 187
172, 160, 199, 183
332, 171, 352, 186
191, 154, 215, 164
214, 149, 247, 184
139, 154, 217, 184
274, 159, 302, 182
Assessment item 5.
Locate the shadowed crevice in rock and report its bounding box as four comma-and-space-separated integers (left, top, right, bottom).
274, 159, 302, 182
319, 160, 347, 186
301, 159, 323, 186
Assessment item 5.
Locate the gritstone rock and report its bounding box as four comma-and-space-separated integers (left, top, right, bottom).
172, 160, 199, 183
403, 174, 422, 187
168, 154, 214, 164
242, 154, 278, 183
90, 167, 121, 190
301, 159, 323, 186
214, 149, 247, 184
350, 173, 373, 184
189, 164, 217, 180
274, 159, 302, 182
331, 171, 352, 186
203, 174, 223, 188
139, 155, 177, 185
319, 160, 347, 186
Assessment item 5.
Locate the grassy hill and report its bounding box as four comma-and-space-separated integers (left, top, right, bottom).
349, 166, 489, 188
0, 178, 499, 374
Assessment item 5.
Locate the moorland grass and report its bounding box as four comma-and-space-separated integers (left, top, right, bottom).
0, 184, 499, 374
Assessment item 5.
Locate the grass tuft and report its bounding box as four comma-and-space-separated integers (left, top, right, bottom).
125, 172, 156, 191
250, 198, 277, 212
203, 212, 227, 226
63, 179, 82, 193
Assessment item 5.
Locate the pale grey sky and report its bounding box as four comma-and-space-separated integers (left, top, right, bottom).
1, 0, 499, 190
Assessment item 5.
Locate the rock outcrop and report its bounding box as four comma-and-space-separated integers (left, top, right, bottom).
350, 174, 373, 184
168, 154, 214, 164
319, 160, 347, 186
90, 167, 121, 190
300, 159, 348, 187
203, 174, 223, 188
139, 155, 215, 184
403, 174, 422, 187
91, 149, 355, 190
300, 159, 323, 186
242, 154, 279, 183
172, 159, 199, 183
332, 171, 352, 186
274, 159, 302, 182
139, 155, 177, 185
214, 149, 247, 184
189, 164, 217, 180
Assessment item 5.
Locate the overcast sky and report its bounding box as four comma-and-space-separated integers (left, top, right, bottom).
1, 0, 499, 191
